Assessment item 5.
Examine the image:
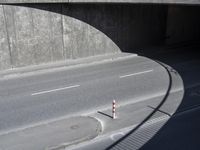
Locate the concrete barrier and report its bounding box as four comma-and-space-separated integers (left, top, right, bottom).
0, 4, 166, 71
0, 3, 199, 71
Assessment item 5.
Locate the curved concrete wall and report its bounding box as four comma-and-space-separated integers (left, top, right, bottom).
166, 5, 200, 45
0, 4, 167, 71
1, 4, 199, 71
0, 4, 121, 70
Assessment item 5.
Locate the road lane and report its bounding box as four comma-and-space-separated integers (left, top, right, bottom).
0, 56, 157, 97
0, 56, 169, 134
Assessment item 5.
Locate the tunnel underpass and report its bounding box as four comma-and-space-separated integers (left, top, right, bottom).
0, 2, 200, 70
0, 1, 200, 150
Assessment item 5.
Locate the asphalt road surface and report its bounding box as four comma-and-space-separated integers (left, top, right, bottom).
141, 45, 200, 150
0, 55, 168, 134
68, 45, 200, 150
116, 45, 200, 150
0, 45, 199, 150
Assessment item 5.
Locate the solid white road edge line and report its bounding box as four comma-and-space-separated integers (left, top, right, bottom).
31, 84, 80, 96
119, 69, 154, 79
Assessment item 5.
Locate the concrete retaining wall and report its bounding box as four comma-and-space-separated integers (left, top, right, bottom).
0, 4, 167, 71
0, 4, 121, 70
166, 5, 200, 45
0, 4, 199, 71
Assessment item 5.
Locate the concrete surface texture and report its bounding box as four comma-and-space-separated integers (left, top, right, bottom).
0, 53, 137, 79
0, 55, 184, 150
1, 0, 200, 4
0, 116, 102, 150
166, 5, 200, 45
68, 59, 184, 150
0, 55, 169, 132
0, 4, 200, 71
66, 45, 200, 150
0, 4, 121, 70
0, 4, 167, 71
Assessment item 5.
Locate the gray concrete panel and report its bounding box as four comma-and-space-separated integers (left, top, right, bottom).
62, 14, 79, 59
14, 6, 36, 66
0, 4, 167, 70
0, 5, 11, 70
48, 5, 64, 61
51, 36, 64, 61
62, 7, 90, 59
166, 5, 200, 45
17, 40, 35, 66
33, 37, 51, 64
31, 5, 52, 64
62, 4, 120, 59
1, 0, 200, 5
0, 4, 199, 71
2, 5, 18, 67
83, 5, 120, 55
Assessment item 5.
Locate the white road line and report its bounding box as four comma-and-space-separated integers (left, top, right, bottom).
119, 69, 153, 78
31, 85, 80, 96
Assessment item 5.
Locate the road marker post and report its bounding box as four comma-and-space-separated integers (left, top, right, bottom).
112, 100, 116, 119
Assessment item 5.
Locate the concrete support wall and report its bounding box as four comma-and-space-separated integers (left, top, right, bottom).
1, 4, 199, 71
166, 5, 200, 45
0, 4, 167, 71
0, 5, 11, 70
0, 4, 121, 70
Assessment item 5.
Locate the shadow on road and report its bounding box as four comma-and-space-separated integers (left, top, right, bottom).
105, 44, 200, 150
137, 44, 200, 150
105, 56, 173, 150
97, 111, 113, 119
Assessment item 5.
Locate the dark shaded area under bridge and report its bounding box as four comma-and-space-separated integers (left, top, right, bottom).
17, 3, 200, 56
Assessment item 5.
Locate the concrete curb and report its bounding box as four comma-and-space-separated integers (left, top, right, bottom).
0, 116, 102, 150
0, 53, 137, 80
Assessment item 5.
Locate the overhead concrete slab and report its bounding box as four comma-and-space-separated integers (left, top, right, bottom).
1, 0, 200, 5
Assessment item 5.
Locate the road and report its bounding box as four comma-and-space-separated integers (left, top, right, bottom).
111, 45, 200, 150
0, 55, 169, 134
1, 44, 198, 150
140, 45, 200, 150
68, 45, 200, 150
70, 105, 200, 150
150, 45, 200, 113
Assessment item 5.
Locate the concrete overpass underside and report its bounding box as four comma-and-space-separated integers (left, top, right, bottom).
1, 0, 200, 5
0, 1, 200, 71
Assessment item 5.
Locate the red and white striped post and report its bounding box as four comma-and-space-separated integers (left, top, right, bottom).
112, 100, 116, 119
